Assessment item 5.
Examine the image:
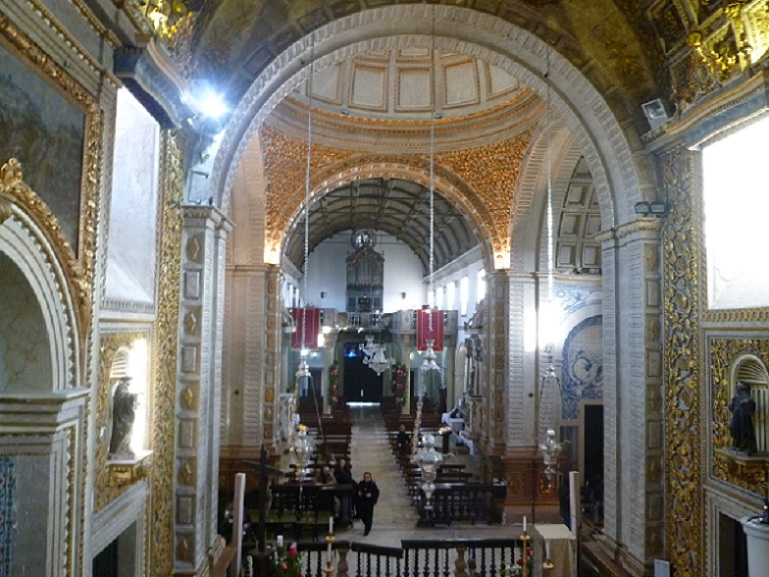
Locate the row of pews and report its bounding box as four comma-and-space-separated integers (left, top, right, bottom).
264, 401, 356, 540
381, 398, 506, 527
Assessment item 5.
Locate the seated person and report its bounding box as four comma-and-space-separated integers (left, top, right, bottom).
318, 466, 337, 485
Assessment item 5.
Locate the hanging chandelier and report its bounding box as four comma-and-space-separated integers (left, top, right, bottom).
360, 333, 393, 375
419, 7, 443, 378
360, 335, 377, 358
419, 339, 441, 375
363, 342, 394, 375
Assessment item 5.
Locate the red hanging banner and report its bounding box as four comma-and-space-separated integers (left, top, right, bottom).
417, 308, 444, 351
291, 307, 321, 350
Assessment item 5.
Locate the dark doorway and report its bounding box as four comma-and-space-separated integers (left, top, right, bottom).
582, 404, 604, 523
93, 539, 117, 577
343, 353, 383, 402
719, 512, 748, 576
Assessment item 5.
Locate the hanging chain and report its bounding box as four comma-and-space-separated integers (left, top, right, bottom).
302, 35, 315, 350
545, 48, 554, 308
428, 7, 436, 331
413, 5, 437, 461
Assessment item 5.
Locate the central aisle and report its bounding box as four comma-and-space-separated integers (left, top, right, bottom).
342, 403, 505, 546
345, 403, 416, 542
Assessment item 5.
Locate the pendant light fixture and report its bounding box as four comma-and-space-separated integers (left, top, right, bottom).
539, 46, 563, 488
419, 6, 443, 379
412, 4, 441, 461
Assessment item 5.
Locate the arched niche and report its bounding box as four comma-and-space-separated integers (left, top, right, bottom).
0, 251, 51, 391
730, 354, 769, 454
0, 159, 81, 391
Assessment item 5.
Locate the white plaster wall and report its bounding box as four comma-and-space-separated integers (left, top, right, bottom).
105, 88, 160, 307
303, 231, 424, 311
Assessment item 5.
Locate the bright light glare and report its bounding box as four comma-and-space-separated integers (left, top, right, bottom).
703, 114, 769, 308
195, 90, 228, 120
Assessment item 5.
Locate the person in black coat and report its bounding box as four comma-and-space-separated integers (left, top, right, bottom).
356, 471, 380, 536
334, 459, 356, 526
396, 424, 410, 456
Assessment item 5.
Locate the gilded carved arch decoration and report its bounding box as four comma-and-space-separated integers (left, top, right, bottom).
261, 124, 532, 270
0, 159, 85, 390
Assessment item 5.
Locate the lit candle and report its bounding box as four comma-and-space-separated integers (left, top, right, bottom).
545, 539, 551, 559
523, 515, 527, 533
329, 515, 334, 534
277, 535, 283, 548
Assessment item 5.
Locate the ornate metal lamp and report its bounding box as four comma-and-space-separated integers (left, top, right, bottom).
414, 432, 443, 510
292, 424, 313, 482
539, 427, 564, 486
363, 342, 394, 375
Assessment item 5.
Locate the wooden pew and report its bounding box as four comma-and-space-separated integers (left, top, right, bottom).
415, 482, 507, 527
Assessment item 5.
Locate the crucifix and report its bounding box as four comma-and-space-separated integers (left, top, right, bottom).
244, 444, 283, 554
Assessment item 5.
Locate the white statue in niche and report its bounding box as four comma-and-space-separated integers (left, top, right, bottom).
109, 376, 137, 459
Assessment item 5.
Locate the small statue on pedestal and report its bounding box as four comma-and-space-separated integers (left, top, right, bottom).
728, 380, 758, 456
109, 377, 137, 459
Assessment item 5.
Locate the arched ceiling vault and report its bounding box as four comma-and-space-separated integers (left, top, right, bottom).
261, 118, 531, 273
202, 2, 675, 271
282, 177, 477, 274
187, 0, 663, 128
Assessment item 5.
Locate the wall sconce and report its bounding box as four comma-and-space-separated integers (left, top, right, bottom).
320, 291, 326, 299
401, 292, 407, 300
634, 201, 668, 217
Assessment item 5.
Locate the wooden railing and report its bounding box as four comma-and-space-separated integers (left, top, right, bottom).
416, 483, 506, 527
247, 537, 525, 577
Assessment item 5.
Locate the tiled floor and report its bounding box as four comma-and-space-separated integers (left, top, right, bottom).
341, 403, 508, 547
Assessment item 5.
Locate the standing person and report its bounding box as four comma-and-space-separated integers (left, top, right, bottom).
334, 458, 356, 527
356, 471, 379, 536
396, 424, 410, 456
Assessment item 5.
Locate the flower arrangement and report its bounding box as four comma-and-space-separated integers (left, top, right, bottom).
392, 363, 407, 406
272, 542, 304, 577
329, 362, 340, 405
501, 546, 533, 577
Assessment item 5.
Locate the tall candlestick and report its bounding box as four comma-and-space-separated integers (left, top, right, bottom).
277, 535, 283, 548
523, 515, 527, 533
545, 539, 551, 559
329, 515, 334, 534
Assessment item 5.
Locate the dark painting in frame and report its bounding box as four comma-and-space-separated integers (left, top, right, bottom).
0, 31, 86, 255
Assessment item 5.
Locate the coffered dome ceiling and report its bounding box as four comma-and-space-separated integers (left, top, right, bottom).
272, 49, 542, 272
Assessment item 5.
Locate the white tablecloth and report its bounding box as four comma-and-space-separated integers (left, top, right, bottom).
532, 524, 576, 577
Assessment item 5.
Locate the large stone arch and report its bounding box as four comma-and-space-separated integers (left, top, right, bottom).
0, 161, 82, 392
276, 159, 497, 270
210, 4, 651, 232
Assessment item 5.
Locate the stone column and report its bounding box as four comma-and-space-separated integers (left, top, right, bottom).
483, 270, 509, 453
321, 328, 338, 414
262, 265, 283, 446
596, 216, 664, 575
0, 392, 89, 577
174, 206, 231, 576
398, 333, 413, 414
501, 272, 544, 512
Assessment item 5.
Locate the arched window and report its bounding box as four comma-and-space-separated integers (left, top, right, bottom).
731, 355, 769, 454
108, 339, 149, 459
